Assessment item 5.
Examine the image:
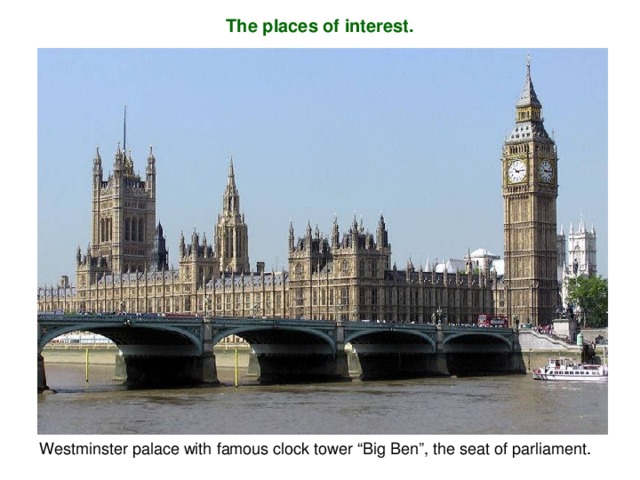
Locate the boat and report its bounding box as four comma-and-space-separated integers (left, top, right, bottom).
532, 357, 608, 381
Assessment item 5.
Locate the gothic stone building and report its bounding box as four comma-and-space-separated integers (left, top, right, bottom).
37, 147, 495, 323
557, 218, 597, 309
39, 59, 567, 326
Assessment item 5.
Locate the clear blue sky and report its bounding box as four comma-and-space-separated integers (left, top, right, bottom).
37, 48, 608, 285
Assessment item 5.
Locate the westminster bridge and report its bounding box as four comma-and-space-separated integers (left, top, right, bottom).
37, 313, 525, 392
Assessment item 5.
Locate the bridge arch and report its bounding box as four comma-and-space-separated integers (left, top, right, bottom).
439, 330, 519, 376
345, 329, 436, 351
442, 331, 513, 352
343, 328, 438, 380
38, 322, 202, 354
38, 315, 212, 391
212, 325, 337, 355
208, 321, 345, 384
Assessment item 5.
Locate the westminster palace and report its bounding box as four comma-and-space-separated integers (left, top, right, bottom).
38, 60, 596, 327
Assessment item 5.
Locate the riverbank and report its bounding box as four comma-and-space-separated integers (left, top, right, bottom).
42, 344, 253, 367
516, 329, 608, 371
42, 344, 121, 365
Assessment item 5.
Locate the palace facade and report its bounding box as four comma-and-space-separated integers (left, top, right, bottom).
39, 151, 498, 320
37, 144, 496, 323
40, 59, 578, 327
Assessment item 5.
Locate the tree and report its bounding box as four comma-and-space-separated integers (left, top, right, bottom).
566, 275, 608, 328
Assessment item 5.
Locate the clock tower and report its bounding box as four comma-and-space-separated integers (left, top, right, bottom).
502, 58, 559, 326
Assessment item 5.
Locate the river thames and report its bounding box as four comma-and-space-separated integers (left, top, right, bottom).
38, 363, 607, 435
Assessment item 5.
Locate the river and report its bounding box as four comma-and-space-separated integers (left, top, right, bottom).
38, 363, 607, 435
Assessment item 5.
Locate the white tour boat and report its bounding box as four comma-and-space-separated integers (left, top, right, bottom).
532, 357, 608, 381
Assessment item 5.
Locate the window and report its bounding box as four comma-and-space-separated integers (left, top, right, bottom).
341, 287, 349, 305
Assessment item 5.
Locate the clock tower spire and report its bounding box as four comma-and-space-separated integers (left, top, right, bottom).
502, 57, 559, 326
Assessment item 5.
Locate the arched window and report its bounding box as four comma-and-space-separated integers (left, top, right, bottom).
295, 289, 304, 306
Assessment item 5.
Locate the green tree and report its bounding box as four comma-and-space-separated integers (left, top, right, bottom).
566, 275, 608, 328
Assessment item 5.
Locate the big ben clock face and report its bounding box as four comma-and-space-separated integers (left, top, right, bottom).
539, 160, 554, 182
507, 160, 527, 183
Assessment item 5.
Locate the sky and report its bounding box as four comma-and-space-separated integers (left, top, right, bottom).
37, 48, 608, 285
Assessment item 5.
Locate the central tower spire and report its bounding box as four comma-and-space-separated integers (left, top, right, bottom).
223, 156, 240, 215
123, 105, 127, 153
215, 156, 250, 274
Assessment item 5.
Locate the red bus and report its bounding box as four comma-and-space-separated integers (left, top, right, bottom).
477, 314, 509, 328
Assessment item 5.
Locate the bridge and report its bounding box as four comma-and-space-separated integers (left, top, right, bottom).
37, 314, 525, 392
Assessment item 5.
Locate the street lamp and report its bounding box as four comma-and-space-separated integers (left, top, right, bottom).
205, 296, 211, 318
436, 306, 442, 325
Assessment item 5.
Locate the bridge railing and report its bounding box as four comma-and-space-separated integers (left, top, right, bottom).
38, 314, 515, 336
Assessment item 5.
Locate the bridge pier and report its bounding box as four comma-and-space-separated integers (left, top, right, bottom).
38, 354, 49, 393
433, 353, 451, 376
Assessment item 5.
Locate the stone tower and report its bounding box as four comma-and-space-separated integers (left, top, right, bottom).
502, 58, 559, 326
288, 220, 333, 319
568, 218, 597, 278
215, 157, 250, 274
178, 228, 216, 294
149, 222, 169, 272
558, 218, 597, 308
87, 127, 157, 277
